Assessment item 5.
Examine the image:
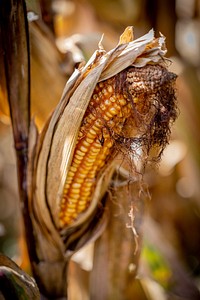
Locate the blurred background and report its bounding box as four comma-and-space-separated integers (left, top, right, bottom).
0, 0, 200, 299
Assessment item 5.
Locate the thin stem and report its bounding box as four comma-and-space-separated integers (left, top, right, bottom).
0, 0, 38, 270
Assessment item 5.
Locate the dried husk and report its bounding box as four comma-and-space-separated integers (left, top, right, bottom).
27, 27, 167, 262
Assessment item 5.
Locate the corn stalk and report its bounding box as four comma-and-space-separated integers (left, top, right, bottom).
0, 0, 38, 275
0, 0, 40, 298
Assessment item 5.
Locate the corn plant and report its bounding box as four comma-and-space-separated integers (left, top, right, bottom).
0, 1, 178, 299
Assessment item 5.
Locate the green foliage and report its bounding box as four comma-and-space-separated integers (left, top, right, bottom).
141, 241, 172, 289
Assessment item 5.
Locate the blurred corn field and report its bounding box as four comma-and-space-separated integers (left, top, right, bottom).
0, 0, 200, 299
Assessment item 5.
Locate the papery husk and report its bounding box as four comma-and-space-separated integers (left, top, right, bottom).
28, 27, 167, 262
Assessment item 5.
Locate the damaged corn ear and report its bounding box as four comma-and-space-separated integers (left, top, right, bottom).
59, 64, 177, 226
29, 27, 177, 255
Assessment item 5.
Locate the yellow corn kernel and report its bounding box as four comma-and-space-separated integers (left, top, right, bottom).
59, 76, 132, 226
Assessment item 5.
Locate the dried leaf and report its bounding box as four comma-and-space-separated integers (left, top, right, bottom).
118, 26, 134, 44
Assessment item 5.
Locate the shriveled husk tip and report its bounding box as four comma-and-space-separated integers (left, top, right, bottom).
28, 27, 168, 260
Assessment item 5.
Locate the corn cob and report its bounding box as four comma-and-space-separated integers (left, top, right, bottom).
59, 75, 132, 225
59, 65, 177, 226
